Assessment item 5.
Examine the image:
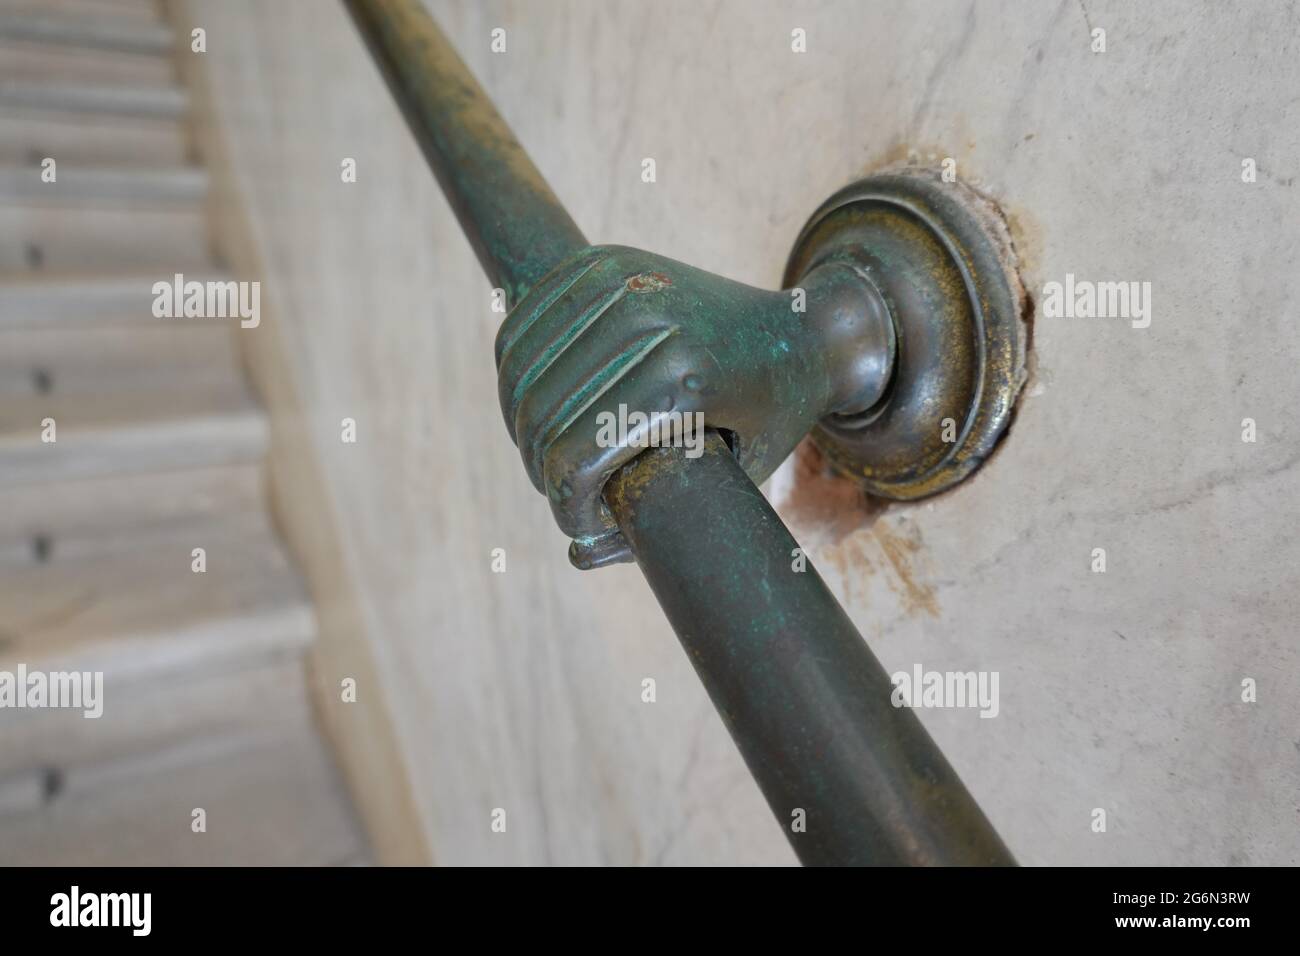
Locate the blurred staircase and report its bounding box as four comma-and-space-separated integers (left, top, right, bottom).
0, 0, 367, 864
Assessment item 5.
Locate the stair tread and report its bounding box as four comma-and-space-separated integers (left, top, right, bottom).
0, 268, 234, 327
0, 108, 187, 165
0, 383, 269, 485
0, 324, 241, 397
0, 0, 162, 18
0, 513, 314, 682
0, 79, 187, 117
0, 655, 308, 780
0, 199, 212, 273
0, 722, 365, 866
0, 163, 208, 202
0, 381, 263, 431
0, 11, 172, 54
0, 462, 265, 563
0, 36, 174, 86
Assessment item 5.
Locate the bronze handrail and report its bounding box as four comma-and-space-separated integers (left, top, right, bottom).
345, 0, 1014, 866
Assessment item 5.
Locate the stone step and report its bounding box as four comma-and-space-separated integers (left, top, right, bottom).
0, 0, 162, 22
0, 37, 174, 87
0, 324, 242, 399
0, 197, 211, 273
0, 721, 366, 866
0, 655, 305, 780
0, 163, 208, 203
0, 269, 234, 328
0, 462, 265, 566
0, 109, 188, 165
0, 383, 268, 485
0, 79, 186, 118
0, 514, 314, 686
0, 11, 172, 54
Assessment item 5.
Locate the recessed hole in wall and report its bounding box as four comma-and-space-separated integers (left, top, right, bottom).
42, 767, 65, 806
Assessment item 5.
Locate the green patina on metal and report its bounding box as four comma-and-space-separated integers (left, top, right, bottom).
495, 244, 893, 569
347, 0, 1022, 865
344, 0, 586, 306
785, 170, 1029, 499
606, 433, 1013, 865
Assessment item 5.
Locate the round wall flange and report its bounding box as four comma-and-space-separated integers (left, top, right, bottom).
784, 167, 1027, 500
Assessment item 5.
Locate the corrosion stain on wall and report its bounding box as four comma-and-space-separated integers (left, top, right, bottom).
868, 518, 939, 619
773, 441, 938, 619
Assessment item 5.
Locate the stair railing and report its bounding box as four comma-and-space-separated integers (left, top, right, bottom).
345, 0, 1023, 866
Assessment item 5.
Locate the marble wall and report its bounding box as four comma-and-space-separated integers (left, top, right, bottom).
187, 0, 1300, 864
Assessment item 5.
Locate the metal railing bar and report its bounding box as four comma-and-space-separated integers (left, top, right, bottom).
344, 0, 587, 306
346, 0, 1014, 866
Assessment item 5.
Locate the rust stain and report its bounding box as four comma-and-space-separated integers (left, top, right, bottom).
781, 441, 940, 620
1002, 205, 1044, 283
997, 203, 1042, 399
781, 439, 885, 544
626, 271, 672, 294
860, 127, 979, 181
779, 441, 882, 610
870, 520, 939, 619
819, 530, 874, 610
